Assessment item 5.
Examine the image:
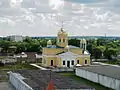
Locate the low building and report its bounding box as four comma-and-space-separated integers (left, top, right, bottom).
9, 70, 95, 90
14, 52, 42, 63
0, 58, 17, 65
14, 52, 27, 58
76, 65, 120, 90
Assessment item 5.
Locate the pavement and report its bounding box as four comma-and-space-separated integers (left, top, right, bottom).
30, 64, 48, 70
93, 62, 120, 67
0, 82, 15, 90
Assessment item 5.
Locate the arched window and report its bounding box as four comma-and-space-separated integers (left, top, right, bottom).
59, 39, 61, 42
71, 60, 74, 65
63, 61, 65, 65
51, 60, 53, 66
44, 59, 46, 64
77, 60, 79, 64
85, 60, 87, 64
63, 39, 65, 43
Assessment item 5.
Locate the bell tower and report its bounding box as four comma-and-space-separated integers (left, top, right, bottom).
80, 38, 87, 50
57, 28, 68, 48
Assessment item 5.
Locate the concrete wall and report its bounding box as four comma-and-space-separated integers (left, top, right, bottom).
9, 71, 33, 90
52, 68, 74, 72
76, 68, 120, 90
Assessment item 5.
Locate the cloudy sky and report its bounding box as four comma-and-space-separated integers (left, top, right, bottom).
0, 0, 120, 36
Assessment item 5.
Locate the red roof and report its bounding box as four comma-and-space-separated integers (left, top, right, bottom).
46, 80, 55, 90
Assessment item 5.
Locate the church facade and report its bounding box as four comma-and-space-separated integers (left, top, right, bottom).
42, 28, 90, 68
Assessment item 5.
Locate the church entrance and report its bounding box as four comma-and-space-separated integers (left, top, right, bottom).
67, 61, 70, 68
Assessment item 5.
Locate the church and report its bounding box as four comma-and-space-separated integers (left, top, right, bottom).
42, 28, 90, 68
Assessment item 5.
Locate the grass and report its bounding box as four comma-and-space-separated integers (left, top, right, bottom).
0, 70, 8, 82
58, 72, 113, 90
0, 63, 39, 70
101, 60, 120, 66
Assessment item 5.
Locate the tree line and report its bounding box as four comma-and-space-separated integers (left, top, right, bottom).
0, 37, 120, 60
69, 38, 120, 60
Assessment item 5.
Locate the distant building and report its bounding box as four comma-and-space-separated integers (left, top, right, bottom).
9, 35, 24, 42
8, 70, 94, 90
14, 52, 42, 63
0, 58, 17, 65
42, 28, 91, 68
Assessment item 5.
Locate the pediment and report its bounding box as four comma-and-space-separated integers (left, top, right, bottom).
58, 51, 79, 56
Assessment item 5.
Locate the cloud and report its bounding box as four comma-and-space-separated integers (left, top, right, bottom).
0, 0, 120, 36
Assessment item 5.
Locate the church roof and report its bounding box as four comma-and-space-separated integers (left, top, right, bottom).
46, 45, 79, 49
69, 45, 79, 49
84, 50, 90, 55
46, 45, 63, 48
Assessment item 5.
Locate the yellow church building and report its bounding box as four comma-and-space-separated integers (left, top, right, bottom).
42, 28, 90, 68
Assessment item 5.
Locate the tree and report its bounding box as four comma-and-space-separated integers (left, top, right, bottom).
104, 48, 118, 59
87, 39, 97, 58
93, 47, 102, 59
97, 39, 106, 46
69, 38, 80, 47
96, 46, 106, 57
8, 46, 17, 55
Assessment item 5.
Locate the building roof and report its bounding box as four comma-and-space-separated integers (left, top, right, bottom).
84, 50, 90, 55
13, 70, 94, 90
46, 45, 79, 49
46, 45, 63, 48
77, 65, 120, 80
69, 45, 80, 49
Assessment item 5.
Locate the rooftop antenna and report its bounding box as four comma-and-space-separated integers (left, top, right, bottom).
61, 21, 64, 30
105, 33, 107, 44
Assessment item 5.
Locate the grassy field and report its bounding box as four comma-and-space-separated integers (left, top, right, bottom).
58, 72, 113, 90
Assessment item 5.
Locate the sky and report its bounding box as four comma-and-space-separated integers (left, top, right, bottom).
0, 0, 120, 36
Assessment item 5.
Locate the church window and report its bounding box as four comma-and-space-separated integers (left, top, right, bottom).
85, 60, 87, 64
77, 60, 79, 64
71, 60, 74, 65
59, 39, 61, 42
63, 39, 65, 43
44, 59, 46, 64
63, 61, 65, 65
51, 60, 53, 66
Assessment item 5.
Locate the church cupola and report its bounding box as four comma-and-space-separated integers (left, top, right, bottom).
47, 40, 52, 47
65, 45, 69, 52
57, 28, 68, 48
80, 38, 87, 50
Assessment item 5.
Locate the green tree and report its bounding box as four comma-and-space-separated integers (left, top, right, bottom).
96, 46, 106, 57
69, 38, 80, 47
8, 46, 17, 55
93, 47, 102, 59
104, 48, 118, 59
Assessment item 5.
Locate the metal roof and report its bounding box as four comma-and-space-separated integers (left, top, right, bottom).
46, 45, 80, 49
13, 70, 94, 90
77, 65, 120, 80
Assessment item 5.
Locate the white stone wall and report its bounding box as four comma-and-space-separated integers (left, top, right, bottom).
76, 68, 120, 90
9, 71, 33, 90
52, 68, 74, 72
